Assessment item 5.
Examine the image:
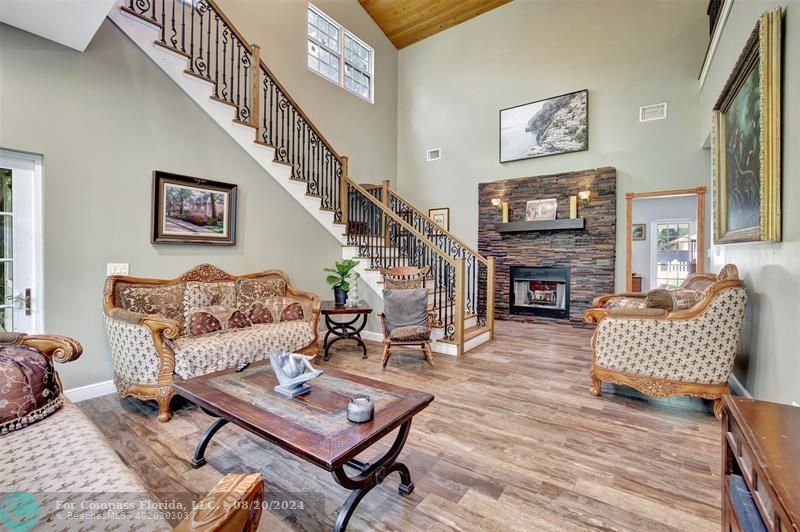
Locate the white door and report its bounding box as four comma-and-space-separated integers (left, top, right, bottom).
0, 150, 43, 333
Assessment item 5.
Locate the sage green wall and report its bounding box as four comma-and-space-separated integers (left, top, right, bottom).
0, 20, 348, 389
216, 0, 398, 185
396, 0, 709, 291
700, 0, 799, 404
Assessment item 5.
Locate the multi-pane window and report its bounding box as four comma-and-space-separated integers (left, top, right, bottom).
655, 222, 694, 287
307, 4, 373, 102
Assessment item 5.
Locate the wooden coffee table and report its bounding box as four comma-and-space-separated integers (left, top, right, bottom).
173, 362, 433, 532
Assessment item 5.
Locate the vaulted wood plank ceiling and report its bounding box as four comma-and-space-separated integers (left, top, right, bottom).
358, 0, 512, 49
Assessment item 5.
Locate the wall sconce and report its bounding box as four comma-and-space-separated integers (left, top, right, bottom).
491, 198, 502, 212
578, 190, 591, 206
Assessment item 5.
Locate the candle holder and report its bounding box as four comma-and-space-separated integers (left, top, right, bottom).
346, 395, 374, 423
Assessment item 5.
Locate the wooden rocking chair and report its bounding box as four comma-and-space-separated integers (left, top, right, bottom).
379, 266, 435, 369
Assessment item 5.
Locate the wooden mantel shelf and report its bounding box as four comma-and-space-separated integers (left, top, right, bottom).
496, 218, 585, 233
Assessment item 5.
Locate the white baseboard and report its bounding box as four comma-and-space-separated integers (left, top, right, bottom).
64, 379, 117, 402
728, 374, 751, 398
360, 330, 383, 343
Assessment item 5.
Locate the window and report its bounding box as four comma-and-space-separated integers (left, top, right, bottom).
307, 4, 373, 102
654, 222, 696, 287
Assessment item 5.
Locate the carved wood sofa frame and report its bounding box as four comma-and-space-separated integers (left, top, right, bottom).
103, 264, 320, 422
584, 278, 746, 418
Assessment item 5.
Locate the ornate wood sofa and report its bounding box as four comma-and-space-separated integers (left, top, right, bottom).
103, 264, 320, 422
584, 265, 746, 417
0, 332, 264, 531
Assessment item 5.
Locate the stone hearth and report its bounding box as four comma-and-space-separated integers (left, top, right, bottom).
478, 167, 616, 324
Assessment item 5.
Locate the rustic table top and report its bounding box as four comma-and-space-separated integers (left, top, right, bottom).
173, 361, 432, 470
320, 300, 373, 315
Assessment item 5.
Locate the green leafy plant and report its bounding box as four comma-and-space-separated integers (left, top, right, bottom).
324, 259, 360, 292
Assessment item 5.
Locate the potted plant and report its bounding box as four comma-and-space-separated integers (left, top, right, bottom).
324, 259, 359, 306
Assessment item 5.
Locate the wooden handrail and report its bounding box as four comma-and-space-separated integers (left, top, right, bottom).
345, 178, 456, 267
387, 188, 488, 265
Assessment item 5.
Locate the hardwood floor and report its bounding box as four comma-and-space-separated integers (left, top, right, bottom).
78, 320, 721, 531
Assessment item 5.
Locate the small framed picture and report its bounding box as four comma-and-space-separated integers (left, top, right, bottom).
428, 207, 450, 231
525, 199, 558, 221
152, 171, 237, 245
632, 224, 647, 241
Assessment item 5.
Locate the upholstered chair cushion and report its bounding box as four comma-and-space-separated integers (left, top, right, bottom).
383, 288, 429, 332
645, 288, 702, 311
188, 306, 251, 337
236, 277, 287, 309
389, 325, 431, 342
115, 282, 185, 321
183, 281, 236, 334
0, 345, 63, 436
605, 297, 647, 310
718, 264, 740, 280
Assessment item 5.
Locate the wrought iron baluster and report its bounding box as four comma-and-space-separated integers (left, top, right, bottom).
213, 15, 219, 95
180, 0, 186, 52
160, 0, 165, 42
205, 7, 211, 81
189, 1, 195, 72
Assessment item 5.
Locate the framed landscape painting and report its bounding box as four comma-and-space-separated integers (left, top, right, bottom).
500, 89, 588, 163
713, 8, 782, 244
428, 207, 450, 231
525, 199, 558, 221
152, 171, 237, 245
632, 224, 646, 241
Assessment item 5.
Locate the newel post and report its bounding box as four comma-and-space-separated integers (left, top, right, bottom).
250, 44, 261, 131
340, 156, 349, 232
454, 257, 465, 357
486, 256, 495, 339
381, 179, 391, 247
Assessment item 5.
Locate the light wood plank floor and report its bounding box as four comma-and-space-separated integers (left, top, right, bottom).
79, 320, 721, 531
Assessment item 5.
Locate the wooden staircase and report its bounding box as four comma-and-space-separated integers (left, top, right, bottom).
109, 0, 494, 355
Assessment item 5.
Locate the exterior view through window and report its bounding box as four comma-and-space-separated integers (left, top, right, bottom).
307, 4, 374, 102
655, 222, 696, 287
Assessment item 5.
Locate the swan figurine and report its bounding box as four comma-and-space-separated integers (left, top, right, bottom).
269, 348, 323, 398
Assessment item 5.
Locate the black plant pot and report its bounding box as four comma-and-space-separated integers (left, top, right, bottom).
333, 286, 348, 307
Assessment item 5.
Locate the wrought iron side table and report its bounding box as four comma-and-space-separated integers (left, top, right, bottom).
320, 300, 373, 361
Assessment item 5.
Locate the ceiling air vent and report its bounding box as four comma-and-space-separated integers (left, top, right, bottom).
426, 148, 441, 161
640, 103, 668, 122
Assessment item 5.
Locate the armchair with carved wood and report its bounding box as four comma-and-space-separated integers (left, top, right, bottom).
379, 266, 435, 369
584, 273, 747, 417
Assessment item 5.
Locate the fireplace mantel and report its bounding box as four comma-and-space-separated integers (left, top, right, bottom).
496, 218, 585, 233
478, 167, 616, 324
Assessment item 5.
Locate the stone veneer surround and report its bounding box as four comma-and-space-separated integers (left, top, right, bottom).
478, 167, 616, 324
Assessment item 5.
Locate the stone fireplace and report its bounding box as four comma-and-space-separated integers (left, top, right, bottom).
510, 266, 570, 319
478, 167, 616, 324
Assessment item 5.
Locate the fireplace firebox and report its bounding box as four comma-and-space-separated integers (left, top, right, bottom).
510, 266, 570, 319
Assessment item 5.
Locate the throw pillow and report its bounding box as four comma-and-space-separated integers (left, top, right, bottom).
383, 288, 429, 332
248, 297, 310, 324
1, 345, 63, 436
183, 281, 236, 334
236, 277, 287, 309
248, 302, 274, 324
115, 282, 185, 321
188, 306, 252, 337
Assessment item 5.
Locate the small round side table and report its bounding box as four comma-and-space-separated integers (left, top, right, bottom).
320, 300, 373, 361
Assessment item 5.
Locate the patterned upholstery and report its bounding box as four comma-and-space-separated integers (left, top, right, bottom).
115, 282, 185, 321
594, 287, 747, 384
0, 398, 173, 530
171, 321, 316, 380
105, 315, 161, 385
183, 281, 236, 334
605, 297, 646, 309
0, 345, 62, 435
389, 325, 431, 342
236, 277, 287, 309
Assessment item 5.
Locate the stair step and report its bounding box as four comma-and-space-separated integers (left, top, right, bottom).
156, 40, 191, 59
437, 325, 490, 344
121, 6, 162, 27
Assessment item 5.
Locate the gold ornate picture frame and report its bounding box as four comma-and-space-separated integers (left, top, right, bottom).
712, 8, 782, 244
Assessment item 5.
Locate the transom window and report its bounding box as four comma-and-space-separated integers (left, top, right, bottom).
307, 4, 374, 102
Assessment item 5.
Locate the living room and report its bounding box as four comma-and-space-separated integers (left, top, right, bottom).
0, 0, 797, 530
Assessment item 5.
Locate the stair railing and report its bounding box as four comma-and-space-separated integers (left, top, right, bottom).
120, 0, 493, 350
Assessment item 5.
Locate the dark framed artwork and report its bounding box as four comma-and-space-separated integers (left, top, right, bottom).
428, 207, 450, 231
525, 199, 558, 221
499, 89, 588, 163
712, 8, 782, 244
152, 171, 237, 245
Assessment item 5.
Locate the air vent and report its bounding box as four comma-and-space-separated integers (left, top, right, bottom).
640, 103, 668, 122
426, 148, 441, 161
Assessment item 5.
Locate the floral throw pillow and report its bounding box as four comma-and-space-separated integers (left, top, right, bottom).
248, 297, 310, 325
188, 306, 251, 337
183, 281, 236, 334
248, 302, 274, 324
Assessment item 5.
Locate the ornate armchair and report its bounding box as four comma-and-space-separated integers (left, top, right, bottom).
584, 270, 747, 417
103, 264, 320, 422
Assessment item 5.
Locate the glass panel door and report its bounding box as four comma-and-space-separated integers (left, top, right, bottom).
0, 169, 12, 330
655, 221, 695, 287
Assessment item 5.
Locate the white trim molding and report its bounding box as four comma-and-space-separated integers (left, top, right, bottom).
728, 373, 751, 398
698, 0, 735, 90
64, 379, 117, 402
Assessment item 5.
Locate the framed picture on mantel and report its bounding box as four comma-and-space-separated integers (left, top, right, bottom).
152, 171, 237, 245
499, 89, 588, 163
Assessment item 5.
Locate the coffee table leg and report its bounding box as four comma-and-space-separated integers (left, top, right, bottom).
191, 417, 229, 469
331, 420, 414, 532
